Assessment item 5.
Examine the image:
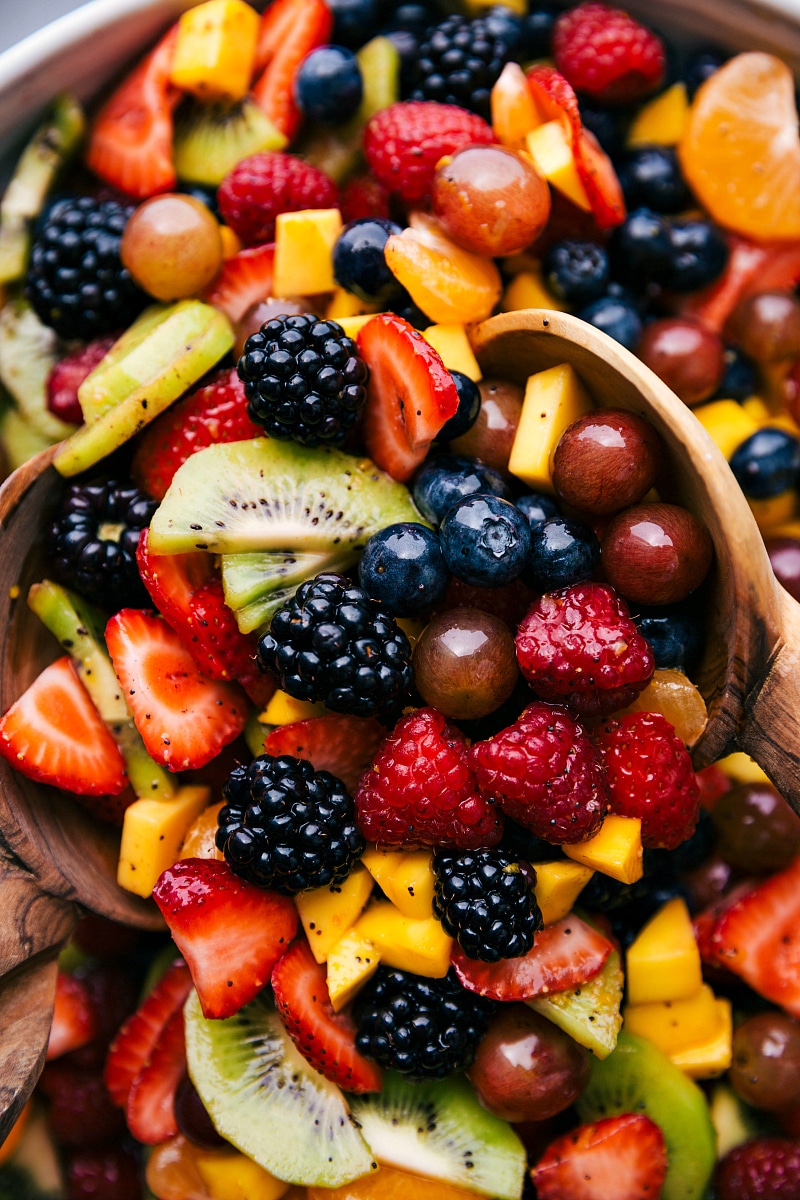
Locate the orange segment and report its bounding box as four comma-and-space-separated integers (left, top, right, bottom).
179, 801, 225, 860
679, 52, 800, 239
308, 1165, 479, 1200
0, 1099, 31, 1165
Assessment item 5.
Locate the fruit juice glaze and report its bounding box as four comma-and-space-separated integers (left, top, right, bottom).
4, 1, 800, 1198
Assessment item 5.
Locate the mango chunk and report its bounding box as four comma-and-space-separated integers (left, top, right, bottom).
295, 865, 374, 964
170, 0, 260, 102
361, 847, 436, 920
260, 689, 327, 725
337, 314, 385, 339
354, 900, 453, 978
326, 287, 378, 321
422, 324, 482, 382
670, 999, 733, 1079
508, 362, 593, 491
327, 929, 382, 1011
563, 815, 643, 884
627, 82, 689, 147
194, 1146, 290, 1200
502, 267, 568, 314
749, 489, 797, 532
626, 897, 702, 1006
533, 860, 594, 926
273, 208, 342, 297
693, 399, 760, 461
717, 752, 770, 785
525, 122, 591, 210
624, 983, 722, 1056
118, 786, 211, 897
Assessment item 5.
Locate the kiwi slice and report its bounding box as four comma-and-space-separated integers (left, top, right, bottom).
221, 547, 358, 633
527, 947, 623, 1060
0, 403, 57, 470
576, 1029, 716, 1200
184, 989, 375, 1188
148, 438, 424, 555
0, 297, 77, 441
173, 96, 288, 187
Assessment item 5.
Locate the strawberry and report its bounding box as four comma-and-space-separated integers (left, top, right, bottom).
251, 0, 333, 141
125, 1007, 186, 1144
0, 656, 126, 796
552, 3, 666, 104
105, 609, 247, 771
217, 155, 337, 246
136, 529, 213, 625
451, 914, 613, 1002
264, 714, 386, 792
47, 971, 99, 1061
696, 762, 732, 809
202, 242, 277, 324
357, 314, 459, 482
104, 961, 190, 1109
38, 1061, 126, 1148
65, 1145, 141, 1200
693, 880, 755, 969
532, 1113, 668, 1200
271, 940, 382, 1093
47, 336, 116, 425
152, 858, 299, 1019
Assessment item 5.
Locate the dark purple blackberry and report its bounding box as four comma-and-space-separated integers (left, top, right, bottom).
25, 196, 146, 340
354, 966, 496, 1079
216, 754, 364, 894
237, 313, 369, 447
257, 573, 413, 720
433, 850, 543, 962
48, 479, 157, 611
411, 13, 511, 121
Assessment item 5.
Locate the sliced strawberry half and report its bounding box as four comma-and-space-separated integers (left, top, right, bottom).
0, 656, 126, 796
152, 858, 299, 1020
271, 940, 382, 1093
264, 715, 386, 793
104, 959, 191, 1108
137, 529, 214, 628
358, 313, 459, 482
124, 1007, 186, 1145
47, 971, 99, 1061
105, 610, 247, 771
251, 0, 333, 141
202, 243, 276, 326
532, 1113, 668, 1200
452, 914, 613, 1002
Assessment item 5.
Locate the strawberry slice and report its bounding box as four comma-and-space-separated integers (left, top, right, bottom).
86, 24, 180, 198
452, 914, 612, 1002
0, 656, 126, 796
271, 940, 382, 1093
47, 336, 117, 426
358, 313, 459, 482
153, 858, 299, 1019
202, 243, 276, 325
105, 610, 247, 771
47, 972, 99, 1061
264, 715, 386, 792
136, 529, 213, 625
532, 1113, 668, 1200
105, 960, 191, 1108
125, 1007, 186, 1145
251, 0, 333, 141
675, 234, 800, 333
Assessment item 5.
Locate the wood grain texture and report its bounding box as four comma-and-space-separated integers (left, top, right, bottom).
0, 953, 62, 1143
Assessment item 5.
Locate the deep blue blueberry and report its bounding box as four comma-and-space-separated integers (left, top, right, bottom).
525, 516, 600, 592
333, 217, 402, 304
684, 45, 728, 99
713, 345, 758, 403
483, 4, 525, 53
440, 493, 531, 587
294, 46, 363, 124
579, 104, 631, 157
608, 208, 671, 287
578, 295, 643, 351
392, 288, 428, 329
730, 428, 800, 499
632, 598, 704, 672
439, 371, 481, 441
326, 0, 384, 46
383, 26, 420, 93
617, 146, 691, 215
520, 4, 558, 58
386, 1, 430, 35
543, 240, 610, 306
664, 218, 728, 292
412, 454, 511, 524
178, 183, 219, 216
358, 522, 451, 616
516, 492, 560, 529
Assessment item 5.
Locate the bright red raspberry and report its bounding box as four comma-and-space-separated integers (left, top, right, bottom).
354, 706, 503, 849
47, 335, 117, 425
217, 152, 338, 245
364, 101, 495, 205
516, 582, 654, 717
553, 3, 665, 104
593, 711, 700, 850
716, 1138, 800, 1200
341, 172, 391, 224
469, 702, 607, 844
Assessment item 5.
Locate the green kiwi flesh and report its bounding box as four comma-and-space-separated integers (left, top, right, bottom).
0, 404, 56, 471
174, 96, 287, 186
527, 947, 623, 1059
349, 1071, 526, 1200
0, 298, 77, 440
221, 547, 358, 632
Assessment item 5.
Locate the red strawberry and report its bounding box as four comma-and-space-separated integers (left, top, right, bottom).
47, 336, 117, 425
65, 1145, 141, 1200
693, 880, 755, 969
357, 313, 459, 481
676, 234, 800, 333
202, 242, 277, 325
341, 173, 392, 224
251, 0, 333, 141
532, 1113, 668, 1200
47, 971, 99, 1061
104, 959, 191, 1107
271, 940, 382, 1093
136, 529, 213, 625
39, 1061, 126, 1148
105, 610, 247, 771
152, 858, 299, 1019
217, 153, 338, 245
696, 762, 732, 809
264, 714, 386, 793
552, 3, 666, 104
125, 1007, 186, 1144
0, 656, 126, 796
451, 914, 612, 1001
716, 1137, 800, 1200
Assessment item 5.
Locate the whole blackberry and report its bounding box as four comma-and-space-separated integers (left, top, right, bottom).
48, 480, 157, 611
216, 754, 365, 893
237, 313, 369, 446
26, 196, 145, 340
411, 14, 511, 121
433, 850, 543, 962
354, 967, 496, 1079
257, 573, 413, 720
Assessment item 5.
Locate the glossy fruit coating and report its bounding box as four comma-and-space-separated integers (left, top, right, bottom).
333, 217, 403, 304
450, 378, 523, 473
730, 1012, 800, 1110
728, 290, 800, 364
525, 516, 600, 592
637, 317, 725, 406
552, 409, 663, 515
440, 493, 531, 587
412, 455, 511, 525
174, 1073, 227, 1149
358, 522, 451, 616
711, 782, 800, 873
413, 606, 518, 720
438, 370, 481, 442
602, 502, 713, 606
766, 535, 800, 602
516, 491, 560, 529
120, 194, 223, 301
729, 428, 800, 499
294, 44, 363, 124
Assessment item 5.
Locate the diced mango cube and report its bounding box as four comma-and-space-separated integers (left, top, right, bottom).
170, 0, 260, 103
295, 865, 374, 964
670, 999, 733, 1079
502, 267, 568, 314
717, 752, 770, 785
354, 901, 453, 977
626, 897, 702, 1006
260, 689, 327, 725
624, 983, 722, 1056
465, 0, 525, 15
749, 489, 797, 532
118, 786, 211, 898
563, 815, 643, 884
534, 860, 594, 926
336, 314, 386, 339
525, 122, 591, 210
693, 399, 760, 461
615, 668, 708, 748
627, 82, 689, 147
326, 287, 378, 321
422, 324, 482, 382
361, 847, 436, 920
741, 395, 772, 423
273, 209, 342, 298
194, 1146, 290, 1200
508, 362, 593, 491
327, 929, 381, 1011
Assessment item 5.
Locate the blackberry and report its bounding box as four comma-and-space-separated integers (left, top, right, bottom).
25, 196, 145, 340
433, 850, 543, 961
354, 967, 496, 1079
48, 479, 157, 611
216, 754, 364, 893
411, 14, 511, 121
237, 313, 369, 447
257, 573, 413, 719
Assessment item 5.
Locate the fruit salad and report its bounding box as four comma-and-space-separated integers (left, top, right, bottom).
3, 1, 800, 1198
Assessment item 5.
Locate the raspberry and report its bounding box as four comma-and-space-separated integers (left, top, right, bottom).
468, 702, 607, 844
341, 173, 391, 224
217, 152, 338, 245
364, 101, 495, 205
515, 582, 654, 717
716, 1138, 800, 1200
593, 711, 700, 850
354, 706, 503, 850
553, 3, 665, 104
47, 335, 117, 425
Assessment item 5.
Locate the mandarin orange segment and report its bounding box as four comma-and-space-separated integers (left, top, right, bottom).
384, 213, 502, 325
179, 801, 225, 860
307, 1164, 479, 1200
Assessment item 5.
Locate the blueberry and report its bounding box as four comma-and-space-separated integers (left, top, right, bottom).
664, 218, 728, 292
439, 371, 481, 441
713, 345, 757, 403
333, 217, 402, 304
294, 46, 363, 124
525, 516, 600, 592
326, 0, 384, 46
578, 295, 643, 351
730, 428, 800, 499
617, 146, 691, 215
178, 183, 219, 216
412, 454, 512, 525
382, 26, 420, 93
520, 4, 558, 59
359, 522, 450, 616
632, 598, 704, 671
483, 4, 524, 53
392, 288, 429, 329
684, 45, 728, 99
440, 494, 531, 587
543, 240, 610, 306
386, 1, 430, 35
579, 104, 631, 157
608, 208, 671, 287
516, 491, 560, 529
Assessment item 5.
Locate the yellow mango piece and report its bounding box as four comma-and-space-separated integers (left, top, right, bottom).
170, 0, 260, 103
525, 122, 591, 210
692, 399, 760, 461
273, 209, 342, 298
337, 314, 385, 338
195, 1147, 290, 1200
179, 801, 225, 860
627, 82, 689, 147
361, 847, 436, 920
717, 752, 770, 785
749, 489, 797, 532
624, 983, 722, 1056
492, 62, 539, 148
765, 519, 800, 540
118, 786, 211, 897
615, 668, 708, 747
260, 690, 327, 725
327, 929, 382, 1011
309, 1164, 482, 1200
508, 362, 593, 491
327, 287, 378, 321
563, 815, 643, 884
295, 865, 374, 964
534, 860, 594, 926
741, 395, 772, 423
384, 215, 502, 325
423, 324, 482, 382
354, 901, 453, 977
220, 225, 243, 258
465, 0, 525, 13
669, 999, 732, 1079
626, 897, 702, 1006
502, 267, 567, 314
